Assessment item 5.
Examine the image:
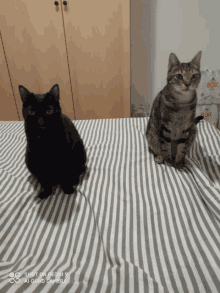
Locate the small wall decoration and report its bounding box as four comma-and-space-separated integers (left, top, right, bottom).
196, 69, 220, 130
207, 82, 218, 88
201, 111, 212, 118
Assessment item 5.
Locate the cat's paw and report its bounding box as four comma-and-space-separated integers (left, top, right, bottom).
174, 159, 185, 169
164, 157, 176, 168
38, 189, 51, 199
164, 161, 174, 167
38, 186, 54, 199
154, 155, 164, 164
28, 174, 37, 183
62, 185, 76, 194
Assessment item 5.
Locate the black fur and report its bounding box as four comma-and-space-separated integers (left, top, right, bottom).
19, 84, 88, 199
195, 115, 204, 124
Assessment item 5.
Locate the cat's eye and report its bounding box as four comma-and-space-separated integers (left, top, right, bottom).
29, 110, 35, 115
176, 74, 183, 80
46, 109, 53, 115
191, 74, 197, 79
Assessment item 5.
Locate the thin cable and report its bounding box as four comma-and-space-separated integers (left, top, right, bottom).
60, 1, 76, 120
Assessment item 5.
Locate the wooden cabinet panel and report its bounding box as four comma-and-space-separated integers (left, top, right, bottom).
62, 0, 130, 119
0, 0, 75, 120
0, 32, 19, 121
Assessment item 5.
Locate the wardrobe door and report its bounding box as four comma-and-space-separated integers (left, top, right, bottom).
62, 0, 130, 120
0, 32, 19, 121
0, 0, 75, 120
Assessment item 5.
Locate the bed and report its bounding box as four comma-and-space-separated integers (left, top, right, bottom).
0, 117, 220, 293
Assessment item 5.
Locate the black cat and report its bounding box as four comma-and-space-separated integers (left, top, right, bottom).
19, 84, 88, 199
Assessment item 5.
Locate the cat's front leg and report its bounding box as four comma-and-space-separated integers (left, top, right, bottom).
148, 140, 164, 165
160, 141, 174, 167
146, 128, 163, 164
154, 155, 164, 164
174, 143, 186, 169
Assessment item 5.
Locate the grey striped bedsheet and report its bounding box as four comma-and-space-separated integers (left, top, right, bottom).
0, 118, 220, 293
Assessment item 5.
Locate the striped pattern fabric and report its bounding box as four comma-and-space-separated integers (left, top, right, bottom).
0, 118, 220, 293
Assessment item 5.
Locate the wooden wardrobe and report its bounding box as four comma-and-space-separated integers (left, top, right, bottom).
0, 0, 130, 121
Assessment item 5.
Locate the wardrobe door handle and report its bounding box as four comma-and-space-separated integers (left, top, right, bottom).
54, 1, 59, 6
63, 1, 67, 6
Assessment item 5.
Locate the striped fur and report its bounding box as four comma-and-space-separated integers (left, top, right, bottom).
146, 51, 202, 169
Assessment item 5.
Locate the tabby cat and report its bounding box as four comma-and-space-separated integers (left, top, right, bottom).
146, 51, 203, 169
19, 84, 88, 199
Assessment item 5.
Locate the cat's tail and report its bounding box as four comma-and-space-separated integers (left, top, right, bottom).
194, 115, 204, 124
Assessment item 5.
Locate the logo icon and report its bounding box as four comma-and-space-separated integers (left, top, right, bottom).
9, 272, 21, 283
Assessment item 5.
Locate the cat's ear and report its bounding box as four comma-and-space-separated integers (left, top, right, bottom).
18, 85, 31, 103
168, 53, 180, 72
49, 84, 60, 102
191, 51, 202, 67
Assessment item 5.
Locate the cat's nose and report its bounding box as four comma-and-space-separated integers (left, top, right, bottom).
38, 117, 44, 125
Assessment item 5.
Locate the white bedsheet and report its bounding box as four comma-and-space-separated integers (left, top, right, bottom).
0, 118, 220, 293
